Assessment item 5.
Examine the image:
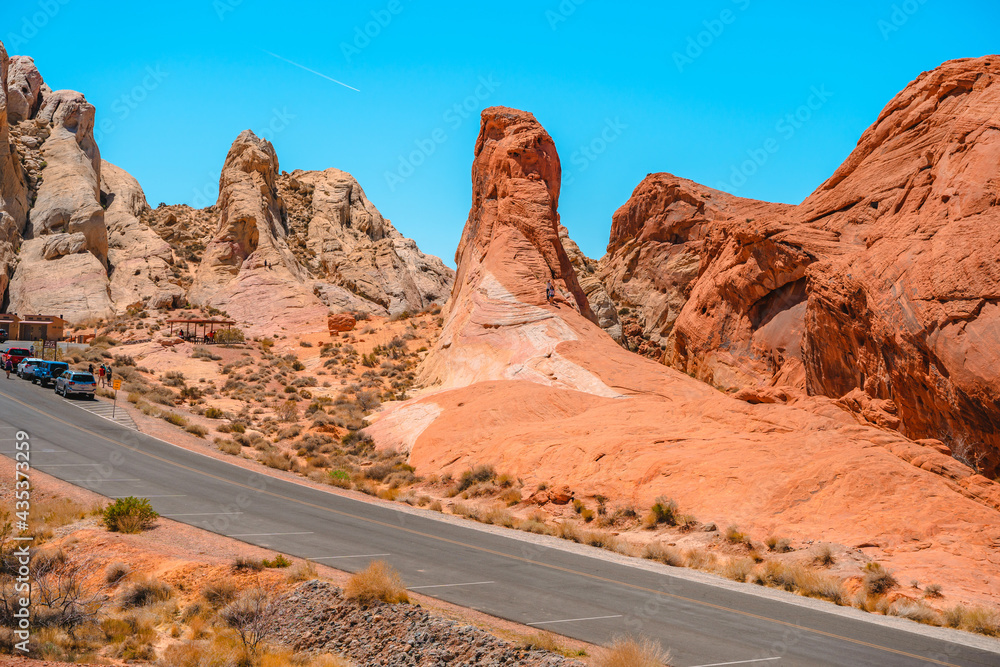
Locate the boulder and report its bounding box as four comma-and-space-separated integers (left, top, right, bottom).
6, 56, 43, 123
327, 313, 357, 333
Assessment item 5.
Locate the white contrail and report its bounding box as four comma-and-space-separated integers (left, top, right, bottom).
263, 50, 360, 92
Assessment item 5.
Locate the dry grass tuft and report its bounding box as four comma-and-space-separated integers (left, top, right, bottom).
344, 560, 409, 604
596, 636, 671, 667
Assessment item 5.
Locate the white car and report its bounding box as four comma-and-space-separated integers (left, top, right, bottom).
17, 358, 45, 380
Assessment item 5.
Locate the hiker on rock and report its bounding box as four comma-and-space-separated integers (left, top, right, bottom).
545, 280, 555, 304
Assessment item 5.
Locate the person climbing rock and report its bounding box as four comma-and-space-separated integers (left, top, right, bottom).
545, 280, 555, 304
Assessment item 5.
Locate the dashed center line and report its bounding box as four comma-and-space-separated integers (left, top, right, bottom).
164, 512, 244, 517
226, 532, 314, 537
687, 658, 782, 667
527, 614, 623, 626
409, 581, 495, 590
309, 553, 391, 560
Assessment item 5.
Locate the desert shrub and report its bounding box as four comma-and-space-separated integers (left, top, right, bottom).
724, 525, 750, 546
185, 424, 208, 438
261, 554, 292, 568
277, 399, 299, 422
344, 561, 409, 604
233, 557, 264, 572
161, 411, 188, 427
684, 548, 717, 570
862, 562, 898, 596
765, 535, 792, 552
720, 557, 755, 583
260, 450, 295, 471
889, 600, 941, 625
355, 390, 381, 412
192, 346, 222, 361
287, 560, 318, 583
923, 583, 943, 598
202, 579, 238, 607
204, 407, 224, 419
113, 354, 136, 366
103, 497, 158, 533
596, 636, 670, 667
220, 589, 274, 654
103, 562, 131, 585
457, 464, 496, 492
120, 577, 173, 608
644, 496, 678, 528
812, 543, 835, 566
161, 371, 186, 387
215, 328, 246, 344
327, 469, 352, 488
217, 439, 242, 455
147, 387, 176, 405
643, 542, 684, 567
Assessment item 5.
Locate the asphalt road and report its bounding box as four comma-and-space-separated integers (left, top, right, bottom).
1, 376, 998, 667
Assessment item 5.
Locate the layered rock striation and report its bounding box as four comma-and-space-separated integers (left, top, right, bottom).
368, 104, 1000, 606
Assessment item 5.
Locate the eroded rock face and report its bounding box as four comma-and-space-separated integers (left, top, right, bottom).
0, 43, 28, 301
368, 105, 1000, 607
188, 130, 329, 334
279, 169, 453, 317
600, 56, 1000, 475
2, 50, 112, 321
102, 161, 184, 312
417, 106, 599, 390
558, 224, 620, 340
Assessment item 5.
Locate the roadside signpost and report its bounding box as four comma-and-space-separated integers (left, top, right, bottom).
112, 377, 122, 418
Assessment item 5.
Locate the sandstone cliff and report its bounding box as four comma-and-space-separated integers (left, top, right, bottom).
187, 131, 453, 333
600, 56, 1000, 476
368, 105, 1000, 606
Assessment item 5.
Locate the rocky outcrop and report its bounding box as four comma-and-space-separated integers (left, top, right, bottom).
416, 107, 599, 390
279, 169, 453, 317
102, 161, 184, 312
188, 130, 328, 333
558, 224, 620, 340
2, 50, 112, 321
368, 105, 1000, 607
599, 56, 1000, 475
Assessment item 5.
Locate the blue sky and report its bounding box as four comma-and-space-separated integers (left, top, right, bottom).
2, 1, 997, 266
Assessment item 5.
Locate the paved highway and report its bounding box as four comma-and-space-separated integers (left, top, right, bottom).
1, 377, 998, 666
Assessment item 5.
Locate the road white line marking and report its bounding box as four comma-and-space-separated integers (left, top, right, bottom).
309, 554, 391, 560
687, 659, 781, 667
36, 463, 103, 467
113, 495, 186, 498
0, 450, 62, 454
526, 614, 623, 626
164, 512, 244, 517
64, 478, 140, 482
409, 581, 495, 590
226, 532, 314, 537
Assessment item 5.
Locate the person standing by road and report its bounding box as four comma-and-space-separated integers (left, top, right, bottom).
97, 364, 106, 387
3, 358, 11, 379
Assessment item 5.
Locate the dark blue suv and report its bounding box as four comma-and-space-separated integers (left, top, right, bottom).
33, 361, 70, 387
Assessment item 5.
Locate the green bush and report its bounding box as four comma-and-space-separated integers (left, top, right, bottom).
103, 497, 159, 533
646, 496, 678, 527
261, 554, 292, 568
214, 328, 246, 344
457, 465, 496, 492
204, 407, 224, 419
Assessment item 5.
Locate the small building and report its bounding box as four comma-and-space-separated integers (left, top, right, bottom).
0, 313, 19, 340
17, 315, 66, 342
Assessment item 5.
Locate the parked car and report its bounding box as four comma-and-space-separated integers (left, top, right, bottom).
0, 329, 7, 343
1, 347, 33, 369
33, 361, 69, 387
16, 358, 45, 380
55, 371, 97, 399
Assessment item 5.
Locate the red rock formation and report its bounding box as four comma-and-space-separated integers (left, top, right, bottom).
601, 56, 1000, 475
369, 105, 1000, 606
327, 313, 356, 333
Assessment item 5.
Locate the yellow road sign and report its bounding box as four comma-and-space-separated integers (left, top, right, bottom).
113, 378, 122, 391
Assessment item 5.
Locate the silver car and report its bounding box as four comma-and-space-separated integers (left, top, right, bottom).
55, 371, 97, 399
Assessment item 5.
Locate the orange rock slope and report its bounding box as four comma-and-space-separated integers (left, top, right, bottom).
600, 56, 1000, 476
369, 105, 1000, 605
